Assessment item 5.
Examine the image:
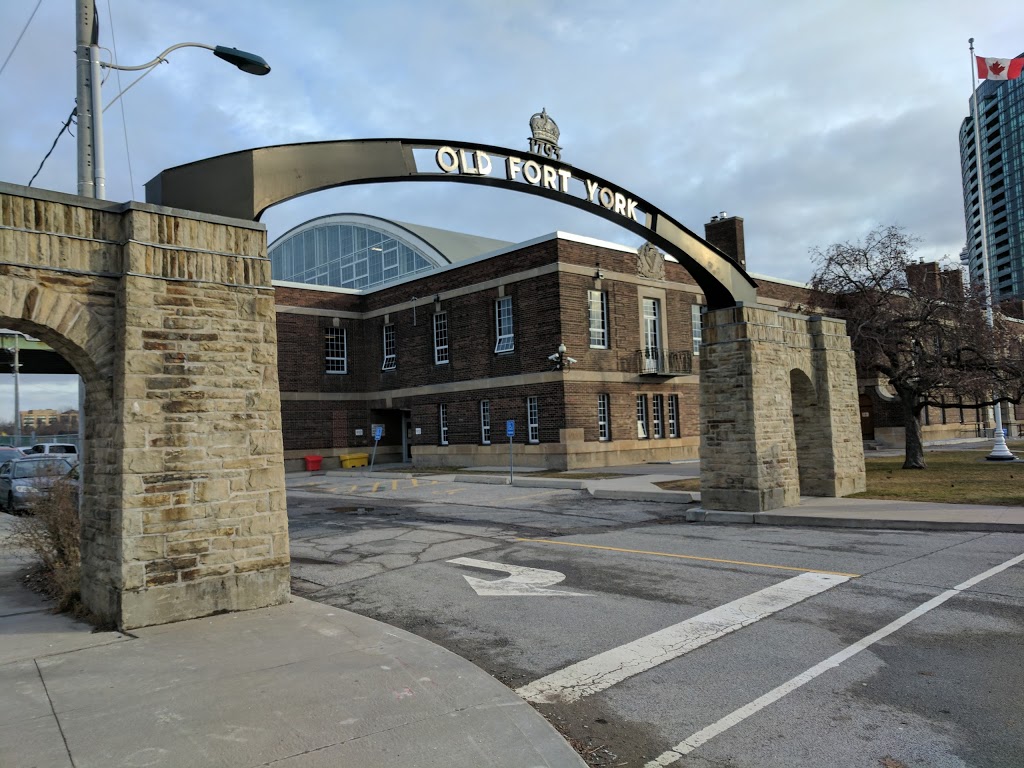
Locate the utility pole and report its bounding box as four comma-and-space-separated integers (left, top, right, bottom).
75, 0, 97, 198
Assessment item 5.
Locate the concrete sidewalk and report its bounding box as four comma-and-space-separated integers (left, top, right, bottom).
298, 462, 1024, 533
0, 516, 586, 768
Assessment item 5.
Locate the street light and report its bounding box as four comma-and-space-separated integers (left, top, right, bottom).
75, 0, 270, 199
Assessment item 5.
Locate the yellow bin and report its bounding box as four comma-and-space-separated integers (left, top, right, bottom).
340, 453, 369, 468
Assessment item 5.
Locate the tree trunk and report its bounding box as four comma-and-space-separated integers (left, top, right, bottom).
902, 398, 926, 469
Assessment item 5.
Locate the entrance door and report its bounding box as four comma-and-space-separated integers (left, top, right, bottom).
402, 410, 412, 462
859, 392, 874, 440
643, 298, 661, 373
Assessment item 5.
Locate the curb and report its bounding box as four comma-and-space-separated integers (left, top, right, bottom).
686, 508, 1024, 533
590, 488, 697, 504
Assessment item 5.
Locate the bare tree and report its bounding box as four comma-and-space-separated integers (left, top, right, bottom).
807, 225, 1024, 469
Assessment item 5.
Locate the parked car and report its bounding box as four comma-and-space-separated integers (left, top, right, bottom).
26, 443, 78, 459
0, 455, 77, 514
0, 446, 23, 465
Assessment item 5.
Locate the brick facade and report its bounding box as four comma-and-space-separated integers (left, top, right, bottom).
275, 235, 706, 469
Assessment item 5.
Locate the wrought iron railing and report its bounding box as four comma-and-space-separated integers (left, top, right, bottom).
633, 348, 693, 376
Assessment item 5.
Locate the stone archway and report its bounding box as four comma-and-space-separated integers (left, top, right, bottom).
1, 182, 289, 629
699, 308, 866, 512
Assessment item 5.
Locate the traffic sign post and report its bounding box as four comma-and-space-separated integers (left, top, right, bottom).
370, 424, 383, 471
506, 420, 515, 484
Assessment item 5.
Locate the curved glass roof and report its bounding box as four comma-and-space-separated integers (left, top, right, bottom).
270, 215, 440, 290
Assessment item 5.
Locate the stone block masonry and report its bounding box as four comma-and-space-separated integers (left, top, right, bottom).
0, 183, 289, 629
699, 305, 865, 512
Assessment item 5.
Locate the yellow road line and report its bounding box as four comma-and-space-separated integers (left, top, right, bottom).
349, 484, 358, 492
371, 482, 380, 493
391, 479, 398, 491
504, 492, 556, 502
514, 538, 861, 578
412, 478, 419, 487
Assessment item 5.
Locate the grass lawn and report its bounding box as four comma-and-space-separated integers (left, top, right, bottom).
656, 444, 1024, 505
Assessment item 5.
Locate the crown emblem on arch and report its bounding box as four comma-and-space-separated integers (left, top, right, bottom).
528, 108, 562, 161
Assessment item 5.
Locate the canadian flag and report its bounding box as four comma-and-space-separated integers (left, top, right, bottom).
976, 55, 1024, 80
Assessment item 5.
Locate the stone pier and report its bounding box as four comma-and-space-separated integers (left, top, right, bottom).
0, 182, 289, 629
699, 305, 865, 512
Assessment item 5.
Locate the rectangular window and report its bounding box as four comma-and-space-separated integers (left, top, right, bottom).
643, 298, 661, 372
433, 312, 449, 364
598, 394, 610, 441
325, 327, 347, 374
652, 395, 664, 438
480, 400, 491, 445
691, 304, 703, 355
382, 324, 396, 370
439, 403, 449, 445
527, 396, 540, 443
636, 395, 649, 439
588, 290, 608, 348
495, 296, 514, 353
668, 395, 679, 437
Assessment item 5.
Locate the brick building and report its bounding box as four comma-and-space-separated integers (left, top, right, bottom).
273, 214, 1017, 469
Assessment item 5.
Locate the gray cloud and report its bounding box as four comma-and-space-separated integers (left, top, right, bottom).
0, 0, 1017, 405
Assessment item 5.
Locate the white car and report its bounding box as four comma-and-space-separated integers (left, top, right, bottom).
25, 443, 78, 459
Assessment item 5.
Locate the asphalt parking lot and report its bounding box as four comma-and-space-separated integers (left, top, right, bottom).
286, 473, 1024, 767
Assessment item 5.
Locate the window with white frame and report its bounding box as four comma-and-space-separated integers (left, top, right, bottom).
643, 298, 661, 372
495, 296, 514, 353
652, 394, 664, 438
668, 394, 679, 437
480, 400, 491, 445
588, 290, 608, 348
433, 312, 449, 364
325, 327, 347, 374
439, 403, 449, 445
527, 396, 540, 443
382, 324, 396, 370
598, 394, 610, 441
636, 395, 649, 439
691, 303, 703, 355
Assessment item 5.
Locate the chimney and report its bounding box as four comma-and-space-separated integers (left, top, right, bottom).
704, 213, 746, 270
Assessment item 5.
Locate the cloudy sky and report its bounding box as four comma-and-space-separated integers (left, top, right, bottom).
0, 0, 1019, 415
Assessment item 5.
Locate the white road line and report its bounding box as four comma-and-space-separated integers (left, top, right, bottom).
516, 571, 848, 704
645, 550, 1024, 767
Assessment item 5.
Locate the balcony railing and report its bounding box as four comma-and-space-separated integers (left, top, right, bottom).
633, 348, 693, 376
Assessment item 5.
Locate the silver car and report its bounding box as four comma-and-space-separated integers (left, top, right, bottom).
0, 455, 77, 514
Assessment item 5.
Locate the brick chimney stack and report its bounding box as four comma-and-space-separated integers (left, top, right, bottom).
704, 212, 746, 270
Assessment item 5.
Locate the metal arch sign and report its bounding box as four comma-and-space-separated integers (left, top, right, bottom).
144, 138, 758, 309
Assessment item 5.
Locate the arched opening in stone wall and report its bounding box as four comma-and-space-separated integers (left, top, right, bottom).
0, 282, 119, 622
789, 368, 820, 499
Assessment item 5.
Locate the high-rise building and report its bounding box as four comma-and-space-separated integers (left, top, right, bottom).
959, 55, 1024, 302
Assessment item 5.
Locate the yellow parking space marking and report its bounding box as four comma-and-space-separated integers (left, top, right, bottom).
349, 484, 359, 492
391, 480, 399, 491
371, 482, 380, 493
412, 478, 419, 487
514, 539, 861, 578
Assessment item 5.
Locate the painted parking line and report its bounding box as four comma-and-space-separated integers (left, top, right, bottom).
515, 538, 861, 578
644, 550, 1024, 766
517, 571, 848, 704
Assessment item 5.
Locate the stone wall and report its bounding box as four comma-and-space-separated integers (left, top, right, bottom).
699, 305, 865, 512
0, 183, 289, 629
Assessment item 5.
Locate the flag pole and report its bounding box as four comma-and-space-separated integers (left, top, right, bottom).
968, 38, 1015, 460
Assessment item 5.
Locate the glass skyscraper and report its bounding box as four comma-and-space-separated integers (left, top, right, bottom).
959, 58, 1024, 302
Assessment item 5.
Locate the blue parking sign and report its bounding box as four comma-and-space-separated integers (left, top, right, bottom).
506, 420, 515, 437
374, 426, 383, 441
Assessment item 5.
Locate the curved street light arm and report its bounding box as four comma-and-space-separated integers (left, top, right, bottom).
100, 41, 216, 71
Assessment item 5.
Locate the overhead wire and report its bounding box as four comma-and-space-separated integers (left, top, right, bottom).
28, 107, 77, 187
0, 0, 43, 79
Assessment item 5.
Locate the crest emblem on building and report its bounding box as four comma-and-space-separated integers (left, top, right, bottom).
637, 242, 666, 280
528, 108, 562, 161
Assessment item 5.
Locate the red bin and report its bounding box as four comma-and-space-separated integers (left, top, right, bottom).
304, 455, 323, 471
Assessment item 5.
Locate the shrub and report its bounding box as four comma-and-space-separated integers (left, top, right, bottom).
6, 477, 84, 615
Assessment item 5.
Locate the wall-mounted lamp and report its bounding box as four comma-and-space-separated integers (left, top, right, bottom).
548, 341, 577, 370
594, 265, 604, 280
